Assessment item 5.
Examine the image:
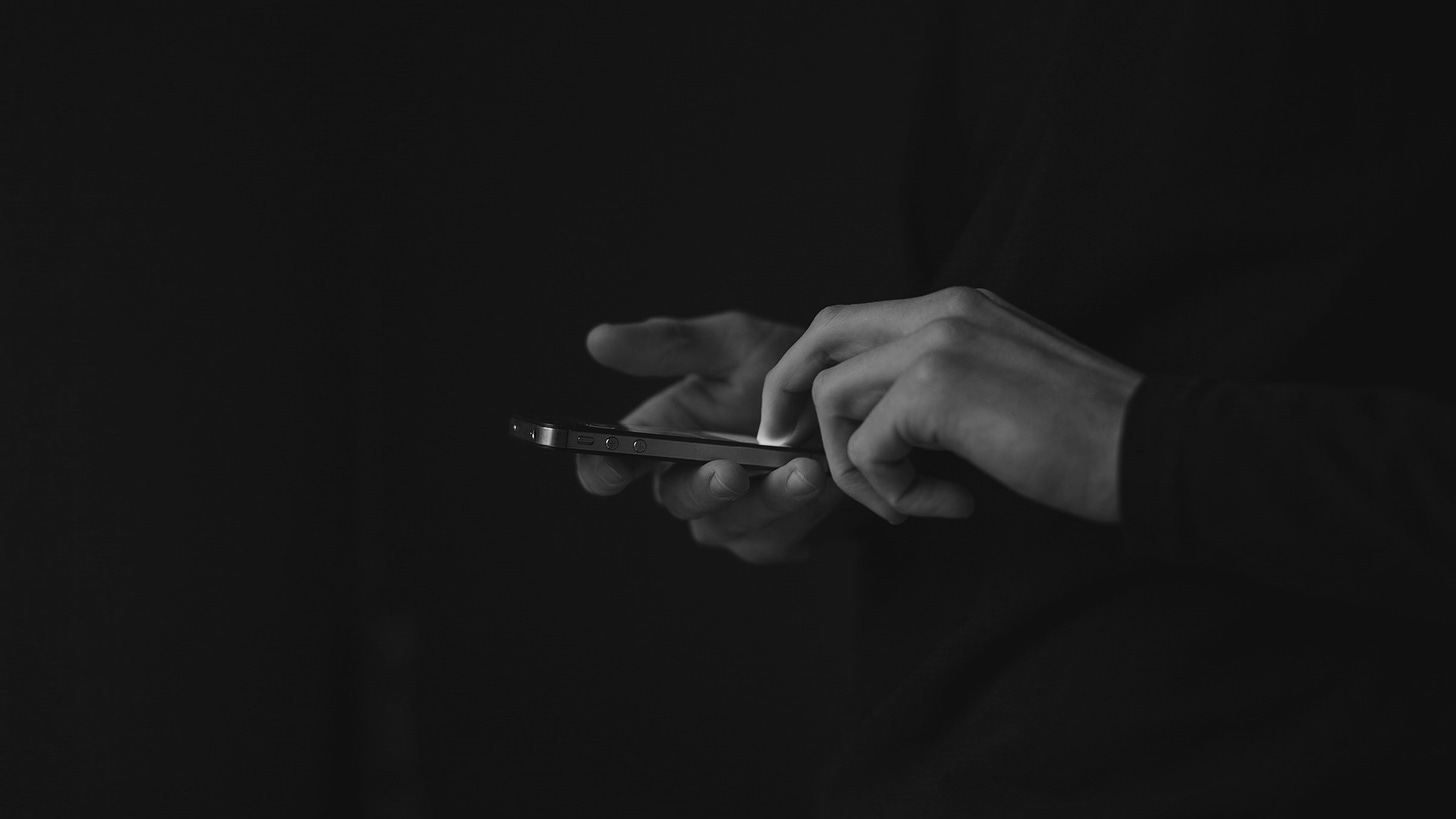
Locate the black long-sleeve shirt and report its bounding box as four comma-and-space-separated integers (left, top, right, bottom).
817, 2, 1456, 815
1126, 378, 1456, 626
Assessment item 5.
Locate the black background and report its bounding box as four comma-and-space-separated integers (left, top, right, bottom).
2, 4, 928, 815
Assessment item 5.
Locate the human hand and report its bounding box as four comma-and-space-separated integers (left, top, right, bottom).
576, 311, 845, 563
757, 287, 1142, 524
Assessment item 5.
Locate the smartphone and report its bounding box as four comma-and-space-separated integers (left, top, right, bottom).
508, 414, 824, 471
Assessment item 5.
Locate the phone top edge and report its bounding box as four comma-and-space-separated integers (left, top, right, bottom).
564, 424, 823, 469
509, 413, 825, 467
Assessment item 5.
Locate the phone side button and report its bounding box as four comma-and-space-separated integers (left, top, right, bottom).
633, 439, 646, 453
575, 435, 594, 446
604, 437, 618, 450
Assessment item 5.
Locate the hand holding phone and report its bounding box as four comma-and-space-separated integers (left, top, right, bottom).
538, 310, 846, 563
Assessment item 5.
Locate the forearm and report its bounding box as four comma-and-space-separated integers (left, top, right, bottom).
1121, 375, 1456, 623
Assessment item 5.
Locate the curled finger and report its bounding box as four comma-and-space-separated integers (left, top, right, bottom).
849, 385, 976, 519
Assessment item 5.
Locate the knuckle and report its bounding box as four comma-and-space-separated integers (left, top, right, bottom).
936, 285, 985, 319
920, 316, 975, 349
715, 309, 754, 332
810, 303, 847, 331
907, 349, 961, 386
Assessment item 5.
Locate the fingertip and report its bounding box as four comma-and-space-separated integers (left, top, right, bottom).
785, 471, 819, 498
584, 322, 616, 361
756, 428, 792, 447
755, 385, 789, 446
576, 454, 631, 495
705, 460, 750, 499
784, 458, 826, 498
791, 455, 827, 478
758, 406, 818, 448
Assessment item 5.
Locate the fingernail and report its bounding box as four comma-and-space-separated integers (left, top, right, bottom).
602, 461, 628, 486
786, 470, 820, 498
709, 472, 742, 500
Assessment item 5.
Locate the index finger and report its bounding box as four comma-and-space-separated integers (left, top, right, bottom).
758, 292, 969, 445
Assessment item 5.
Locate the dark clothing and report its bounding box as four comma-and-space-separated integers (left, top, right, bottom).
819, 2, 1456, 815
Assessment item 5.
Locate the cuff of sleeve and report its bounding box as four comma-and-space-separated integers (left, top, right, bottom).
1118, 374, 1210, 563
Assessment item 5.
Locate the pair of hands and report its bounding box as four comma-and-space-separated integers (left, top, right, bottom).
576, 287, 1142, 563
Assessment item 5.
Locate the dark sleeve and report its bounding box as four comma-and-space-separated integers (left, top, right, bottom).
1120, 375, 1456, 624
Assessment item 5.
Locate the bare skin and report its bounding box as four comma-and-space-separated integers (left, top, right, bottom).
579, 287, 1143, 563
575, 311, 844, 564
759, 287, 1142, 526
